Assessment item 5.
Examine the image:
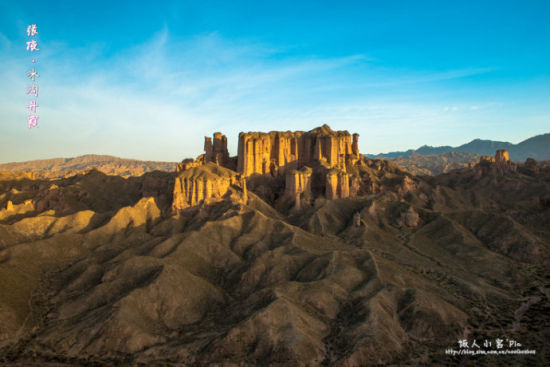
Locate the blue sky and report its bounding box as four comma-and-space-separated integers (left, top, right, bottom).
0, 0, 549, 163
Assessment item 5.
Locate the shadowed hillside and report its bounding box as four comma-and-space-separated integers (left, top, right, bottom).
0, 132, 549, 366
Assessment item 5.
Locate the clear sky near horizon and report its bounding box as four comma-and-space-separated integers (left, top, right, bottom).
0, 0, 549, 163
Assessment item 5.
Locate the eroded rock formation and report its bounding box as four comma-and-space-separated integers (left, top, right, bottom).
173, 125, 419, 210
520, 158, 541, 176
284, 167, 313, 209
172, 163, 246, 211
325, 169, 350, 200
285, 167, 312, 198
476, 149, 516, 176
176, 159, 202, 173
237, 124, 356, 177
204, 132, 230, 166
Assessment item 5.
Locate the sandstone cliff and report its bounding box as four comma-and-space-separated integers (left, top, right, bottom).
204, 132, 230, 166
173, 125, 419, 211
176, 159, 202, 173
285, 167, 313, 209
172, 162, 246, 211
285, 167, 312, 197
325, 169, 350, 200
237, 124, 357, 177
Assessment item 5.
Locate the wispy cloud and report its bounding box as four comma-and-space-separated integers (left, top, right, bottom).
0, 28, 541, 162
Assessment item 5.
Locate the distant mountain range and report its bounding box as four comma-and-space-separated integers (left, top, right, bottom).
1, 132, 548, 179
0, 154, 177, 178
386, 151, 481, 176
367, 132, 550, 162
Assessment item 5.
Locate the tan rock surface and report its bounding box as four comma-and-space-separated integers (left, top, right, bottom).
237, 124, 356, 177
172, 162, 245, 211
325, 169, 350, 200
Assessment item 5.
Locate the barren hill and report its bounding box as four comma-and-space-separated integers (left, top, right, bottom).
0, 155, 177, 179
389, 151, 481, 176
0, 127, 548, 366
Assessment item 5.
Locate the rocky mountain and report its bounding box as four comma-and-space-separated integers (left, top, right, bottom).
0, 126, 548, 366
0, 155, 177, 179
366, 132, 550, 176
367, 132, 550, 161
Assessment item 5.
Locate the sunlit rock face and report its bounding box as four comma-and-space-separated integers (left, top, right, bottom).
204, 132, 231, 166
475, 149, 517, 177
173, 125, 431, 211
237, 124, 359, 178
172, 162, 246, 211
325, 169, 350, 200
174, 125, 368, 210
285, 167, 313, 197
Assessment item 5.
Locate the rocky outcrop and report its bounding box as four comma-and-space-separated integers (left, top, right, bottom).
494, 149, 513, 173
520, 158, 541, 176
325, 169, 350, 200
0, 199, 35, 221
479, 155, 496, 165
495, 149, 510, 163
176, 133, 235, 175
352, 133, 360, 157
285, 167, 313, 209
476, 150, 516, 176
172, 163, 246, 211
204, 132, 230, 166
285, 167, 312, 198
173, 125, 420, 209
176, 159, 202, 173
34, 186, 73, 214
237, 124, 357, 177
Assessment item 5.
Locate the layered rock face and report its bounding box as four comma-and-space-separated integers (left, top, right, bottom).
285, 167, 313, 209
172, 163, 246, 211
176, 133, 233, 174
285, 167, 312, 197
237, 124, 357, 177
204, 132, 230, 166
174, 125, 418, 211
325, 169, 350, 200
176, 159, 202, 173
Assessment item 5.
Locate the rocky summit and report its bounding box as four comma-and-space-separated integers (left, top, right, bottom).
0, 126, 549, 366
174, 125, 401, 212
